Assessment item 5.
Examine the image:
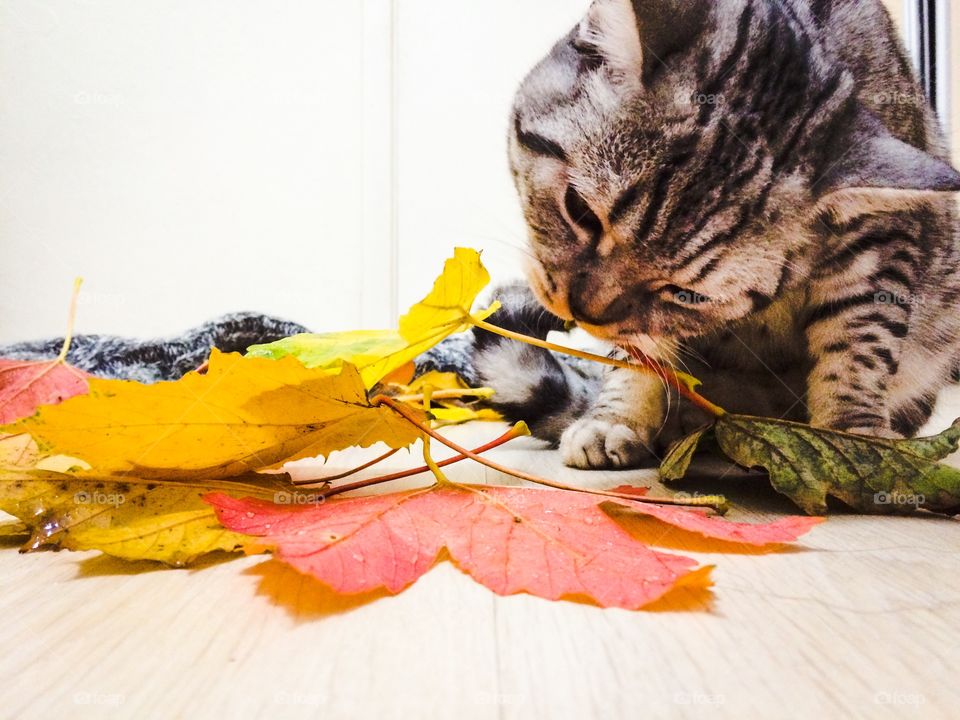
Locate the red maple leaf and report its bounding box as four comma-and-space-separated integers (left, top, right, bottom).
206, 485, 821, 609
605, 485, 824, 545
0, 357, 90, 424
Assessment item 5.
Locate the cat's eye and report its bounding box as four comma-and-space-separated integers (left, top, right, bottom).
563, 186, 604, 238
660, 284, 711, 306
514, 116, 567, 162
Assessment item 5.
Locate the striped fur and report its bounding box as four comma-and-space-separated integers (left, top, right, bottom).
497, 0, 960, 468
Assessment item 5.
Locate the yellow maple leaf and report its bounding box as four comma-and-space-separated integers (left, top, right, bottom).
397, 247, 499, 352
0, 471, 286, 565
247, 248, 497, 387
2, 350, 421, 479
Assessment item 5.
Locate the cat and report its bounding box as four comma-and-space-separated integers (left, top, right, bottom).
473, 0, 960, 469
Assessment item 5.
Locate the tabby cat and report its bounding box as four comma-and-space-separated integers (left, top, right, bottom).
474, 0, 960, 469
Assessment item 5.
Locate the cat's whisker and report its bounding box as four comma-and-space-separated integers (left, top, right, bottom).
676, 343, 710, 369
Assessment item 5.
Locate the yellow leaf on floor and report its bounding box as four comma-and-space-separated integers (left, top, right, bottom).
2, 351, 421, 479
0, 471, 286, 565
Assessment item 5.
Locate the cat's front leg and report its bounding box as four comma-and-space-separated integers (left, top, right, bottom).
804, 278, 908, 438
560, 353, 666, 469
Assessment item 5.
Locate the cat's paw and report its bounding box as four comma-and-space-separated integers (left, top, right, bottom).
560, 418, 655, 470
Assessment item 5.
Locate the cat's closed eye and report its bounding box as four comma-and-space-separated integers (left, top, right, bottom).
513, 116, 567, 162
563, 186, 603, 238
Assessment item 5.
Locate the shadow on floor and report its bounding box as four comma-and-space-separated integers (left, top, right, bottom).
244, 558, 392, 620
73, 549, 247, 577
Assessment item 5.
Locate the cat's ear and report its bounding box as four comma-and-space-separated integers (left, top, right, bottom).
578, 0, 644, 78
578, 0, 709, 83
814, 104, 960, 207
630, 0, 710, 83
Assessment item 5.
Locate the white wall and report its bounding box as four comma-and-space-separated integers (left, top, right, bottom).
393, 0, 587, 313
0, 0, 586, 343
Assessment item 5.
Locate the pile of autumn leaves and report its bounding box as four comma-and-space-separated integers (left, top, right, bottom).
0, 249, 949, 610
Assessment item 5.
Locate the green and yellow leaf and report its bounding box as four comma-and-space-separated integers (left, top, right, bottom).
247, 248, 497, 388
247, 330, 409, 388
661, 415, 960, 515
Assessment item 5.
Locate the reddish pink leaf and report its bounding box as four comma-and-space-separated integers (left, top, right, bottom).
0, 358, 90, 423
212, 489, 443, 594
605, 485, 824, 545
611, 499, 825, 546
207, 485, 819, 609
437, 486, 695, 607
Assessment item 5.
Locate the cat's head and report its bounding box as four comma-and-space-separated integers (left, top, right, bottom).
509, 0, 960, 354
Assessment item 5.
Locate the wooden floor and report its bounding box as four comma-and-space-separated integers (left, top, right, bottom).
3, 394, 960, 720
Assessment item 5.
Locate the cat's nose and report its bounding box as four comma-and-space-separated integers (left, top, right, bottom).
568, 273, 640, 326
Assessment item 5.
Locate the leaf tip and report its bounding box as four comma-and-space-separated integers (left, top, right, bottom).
511, 421, 532, 439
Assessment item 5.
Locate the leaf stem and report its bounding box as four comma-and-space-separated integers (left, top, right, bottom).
624, 347, 726, 418
420, 432, 449, 485
470, 317, 725, 418
375, 395, 726, 511
57, 278, 84, 363
290, 448, 401, 486
309, 425, 527, 498
392, 388, 494, 404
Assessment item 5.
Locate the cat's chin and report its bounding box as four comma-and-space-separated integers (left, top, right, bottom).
578, 324, 678, 363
